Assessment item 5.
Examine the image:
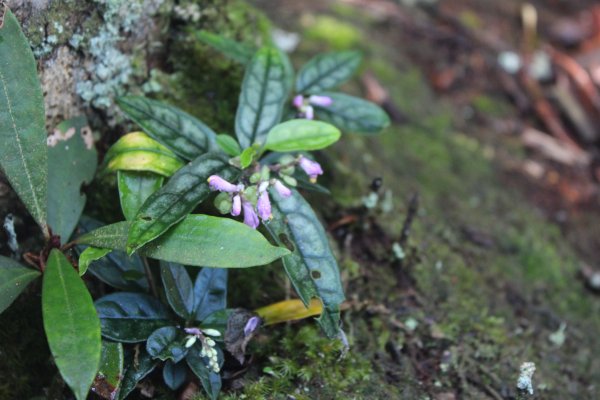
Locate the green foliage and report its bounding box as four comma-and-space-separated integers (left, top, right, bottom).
313, 92, 390, 134
146, 326, 187, 362
194, 268, 228, 321
78, 246, 111, 276
126, 152, 238, 253
96, 341, 124, 397
264, 189, 345, 338
163, 360, 187, 391
265, 119, 341, 152
78, 215, 291, 268
160, 261, 195, 320
116, 96, 218, 160
0, 256, 40, 314
186, 344, 223, 400
117, 171, 164, 220
42, 250, 101, 400
47, 116, 97, 243
216, 134, 242, 156
296, 51, 362, 93
196, 30, 256, 65
117, 349, 156, 400
0, 9, 47, 232
235, 46, 292, 148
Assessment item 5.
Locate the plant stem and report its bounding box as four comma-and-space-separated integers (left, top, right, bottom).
142, 256, 159, 297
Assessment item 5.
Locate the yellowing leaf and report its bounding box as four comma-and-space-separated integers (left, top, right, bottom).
255, 298, 323, 326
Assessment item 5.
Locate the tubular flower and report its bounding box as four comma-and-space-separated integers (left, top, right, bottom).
257, 191, 272, 221
231, 194, 242, 216
298, 156, 324, 182
244, 316, 261, 336
292, 94, 332, 120
207, 175, 240, 192
309, 95, 333, 107
242, 200, 260, 229
273, 179, 292, 198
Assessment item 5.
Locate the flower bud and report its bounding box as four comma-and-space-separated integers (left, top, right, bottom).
309, 95, 333, 107
208, 175, 239, 192
274, 180, 292, 198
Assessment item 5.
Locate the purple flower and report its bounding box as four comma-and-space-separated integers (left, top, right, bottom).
244, 316, 261, 336
242, 200, 259, 229
274, 180, 292, 198
208, 175, 239, 192
257, 191, 272, 221
231, 194, 241, 216
293, 94, 304, 108
309, 95, 333, 107
304, 105, 314, 120
184, 327, 202, 336
298, 156, 323, 182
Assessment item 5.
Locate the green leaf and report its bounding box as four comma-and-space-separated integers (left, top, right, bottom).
117, 96, 217, 161
163, 360, 187, 391
239, 146, 257, 169
263, 189, 345, 338
160, 261, 194, 320
0, 9, 47, 231
78, 216, 148, 291
126, 152, 239, 253
77, 215, 290, 268
186, 344, 222, 400
313, 92, 390, 134
0, 255, 40, 314
216, 134, 241, 156
95, 292, 170, 343
94, 341, 124, 398
196, 31, 256, 64
104, 132, 184, 177
296, 51, 362, 94
146, 326, 188, 363
117, 348, 157, 400
118, 171, 164, 220
235, 46, 292, 148
265, 120, 341, 152
47, 116, 97, 243
193, 268, 227, 321
42, 249, 101, 400
78, 246, 111, 276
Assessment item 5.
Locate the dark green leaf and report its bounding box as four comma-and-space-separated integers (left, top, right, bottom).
47, 116, 97, 243
239, 146, 257, 169
264, 189, 345, 338
296, 51, 362, 94
117, 348, 157, 400
186, 344, 222, 400
78, 246, 111, 276
235, 46, 292, 148
0, 255, 40, 314
162, 360, 187, 391
126, 152, 239, 253
265, 120, 341, 152
215, 134, 241, 156
313, 92, 390, 134
196, 31, 256, 64
194, 268, 227, 321
95, 292, 170, 343
94, 341, 124, 398
118, 171, 164, 220
78, 215, 290, 268
117, 96, 217, 160
104, 132, 184, 177
78, 216, 148, 291
160, 261, 194, 320
42, 249, 101, 400
146, 326, 187, 363
0, 9, 47, 231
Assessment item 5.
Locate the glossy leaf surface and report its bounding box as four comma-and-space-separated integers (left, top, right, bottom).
42, 250, 101, 400
117, 96, 217, 160
215, 134, 241, 156
93, 341, 124, 399
104, 132, 184, 177
95, 292, 170, 343
126, 152, 238, 253
118, 171, 164, 220
0, 255, 40, 313
117, 348, 156, 400
264, 189, 345, 338
193, 268, 228, 321
235, 46, 291, 148
163, 360, 187, 391
78, 215, 290, 268
313, 92, 390, 134
47, 116, 97, 243
296, 51, 361, 94
146, 326, 187, 363
0, 10, 47, 230
264, 119, 341, 152
78, 246, 111, 276
160, 261, 195, 320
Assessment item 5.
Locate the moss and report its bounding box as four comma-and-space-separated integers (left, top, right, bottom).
304, 16, 362, 50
